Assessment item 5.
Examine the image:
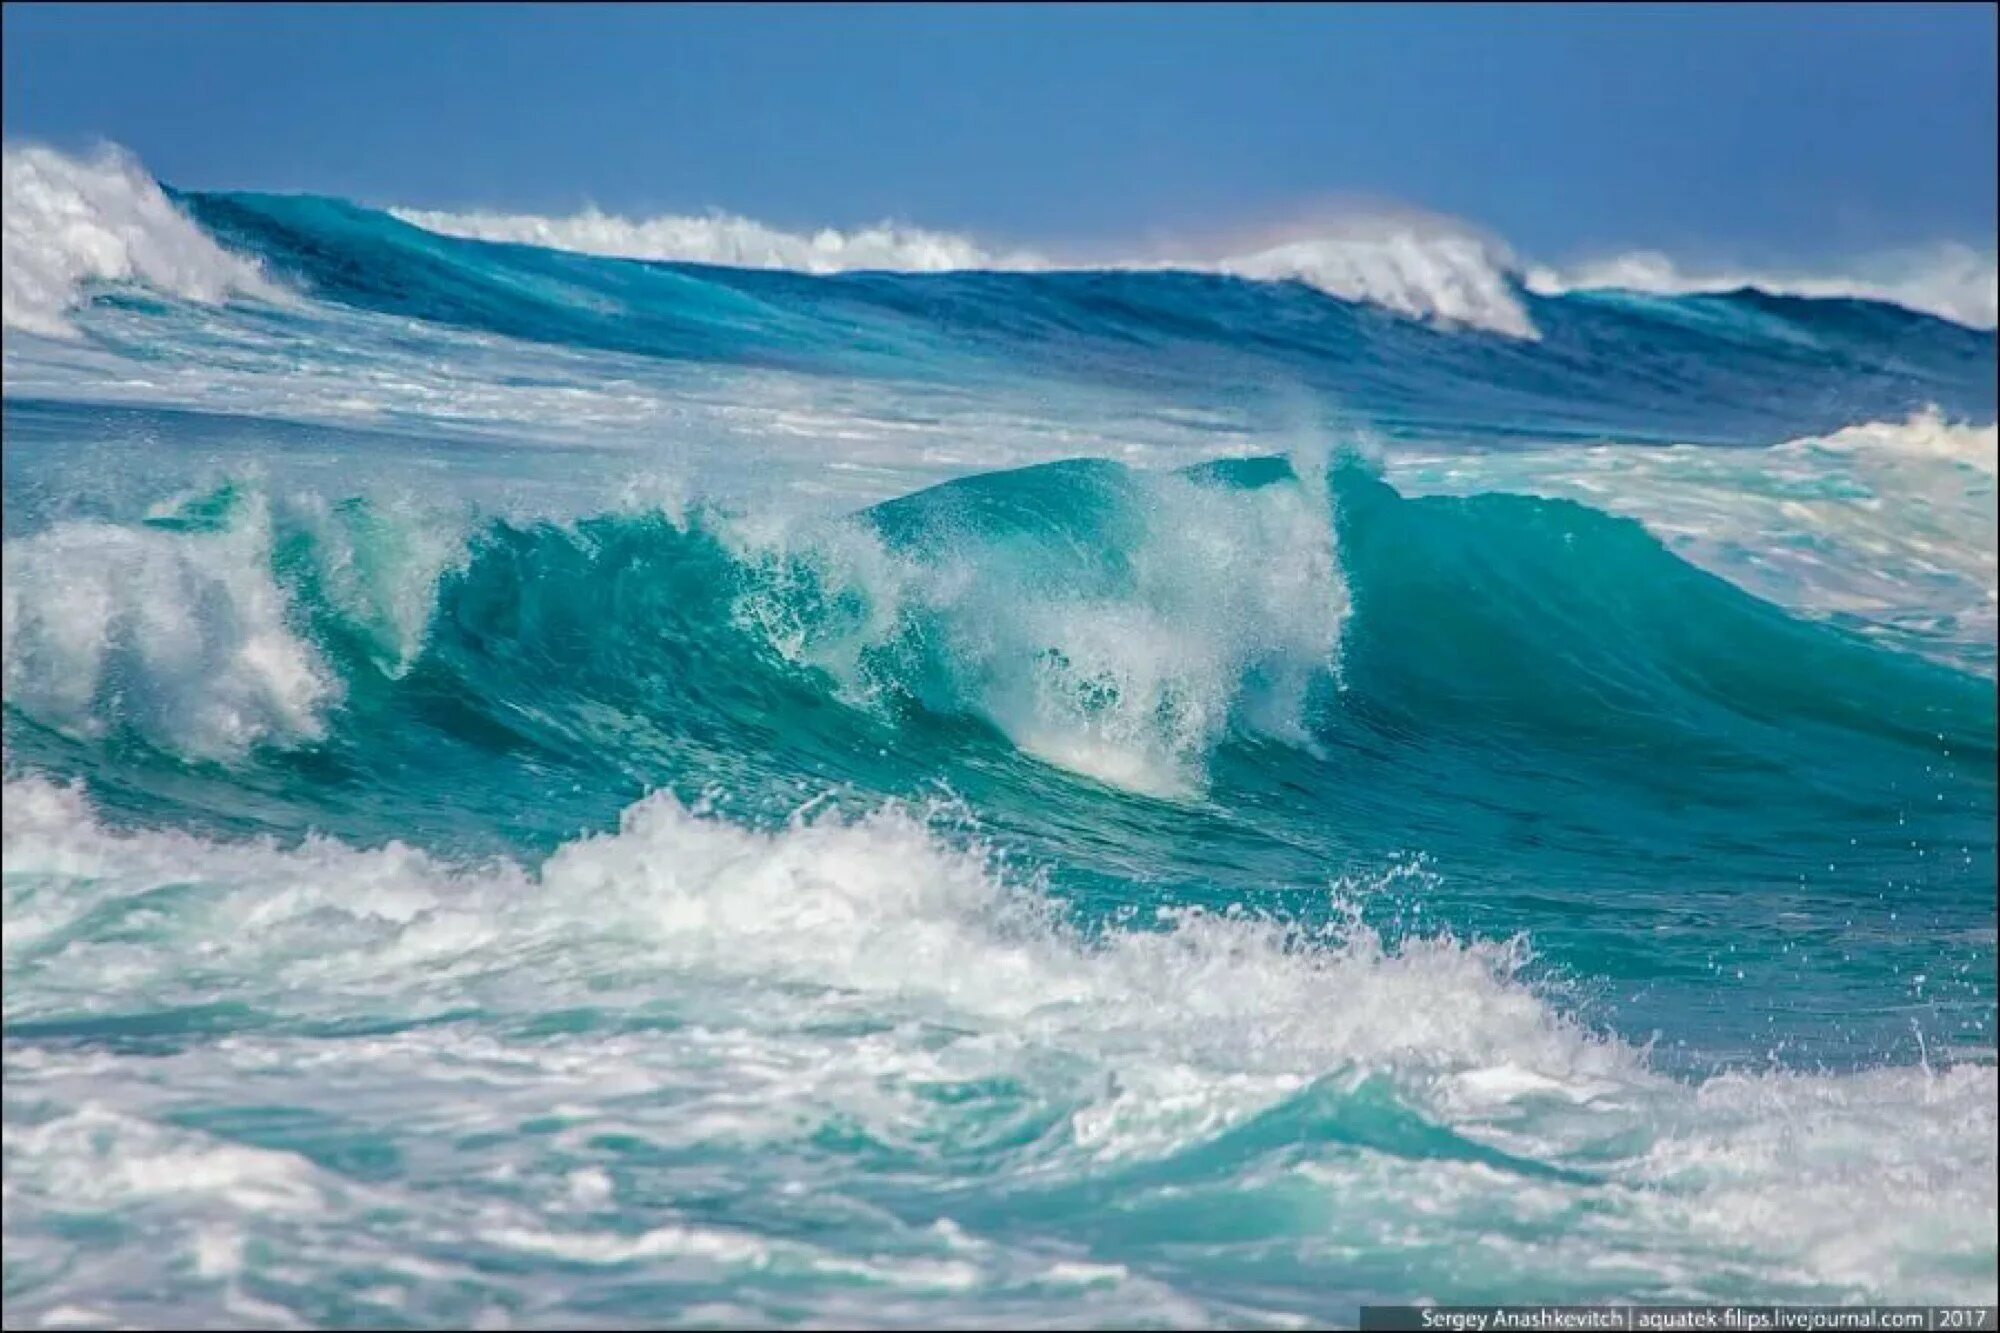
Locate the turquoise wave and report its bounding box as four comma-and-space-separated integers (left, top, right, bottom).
8, 455, 1991, 1073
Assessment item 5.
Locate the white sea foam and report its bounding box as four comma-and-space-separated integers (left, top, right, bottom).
1525, 243, 1999, 330
4, 773, 1995, 1318
4, 1105, 327, 1215
1796, 404, 1998, 473
0, 479, 474, 756
383, 196, 1996, 338
0, 770, 1623, 1088
1211, 214, 1537, 339
2, 143, 284, 339
724, 460, 1346, 795
1, 494, 336, 759
390, 202, 1038, 275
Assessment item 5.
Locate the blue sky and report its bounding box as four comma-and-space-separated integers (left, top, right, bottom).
5, 3, 1995, 264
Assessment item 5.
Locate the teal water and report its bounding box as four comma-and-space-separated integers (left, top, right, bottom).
3, 147, 1997, 1328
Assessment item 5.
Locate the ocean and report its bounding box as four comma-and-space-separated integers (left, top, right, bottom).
3, 142, 1996, 1328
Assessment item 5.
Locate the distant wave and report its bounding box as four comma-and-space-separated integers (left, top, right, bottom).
1526, 245, 1999, 330
1, 143, 286, 339
5, 142, 1524, 341
4, 141, 1995, 343
375, 202, 2000, 338
395, 202, 1540, 337
387, 197, 1996, 339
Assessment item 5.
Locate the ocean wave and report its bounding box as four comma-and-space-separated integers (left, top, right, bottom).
7, 454, 1988, 829
379, 186, 1996, 338
0, 487, 337, 760
0, 480, 479, 760
1, 143, 285, 339
0, 768, 1633, 1124
5, 769, 1995, 1321
395, 199, 1539, 337
1387, 408, 1999, 672
1, 457, 1346, 794
5, 127, 1996, 1330
1526, 244, 2000, 331
735, 456, 1347, 795
7, 142, 1995, 354
1209, 214, 1536, 339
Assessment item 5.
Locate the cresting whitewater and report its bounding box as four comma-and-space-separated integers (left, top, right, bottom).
1, 142, 1996, 1328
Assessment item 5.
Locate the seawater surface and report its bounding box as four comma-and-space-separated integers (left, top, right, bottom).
3, 142, 1997, 1329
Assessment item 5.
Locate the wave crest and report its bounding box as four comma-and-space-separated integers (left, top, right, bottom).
1526, 243, 1999, 330
1, 489, 336, 759
390, 202, 1041, 275
1796, 404, 1999, 473
1214, 216, 1536, 339
734, 457, 1348, 795
1, 143, 284, 339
